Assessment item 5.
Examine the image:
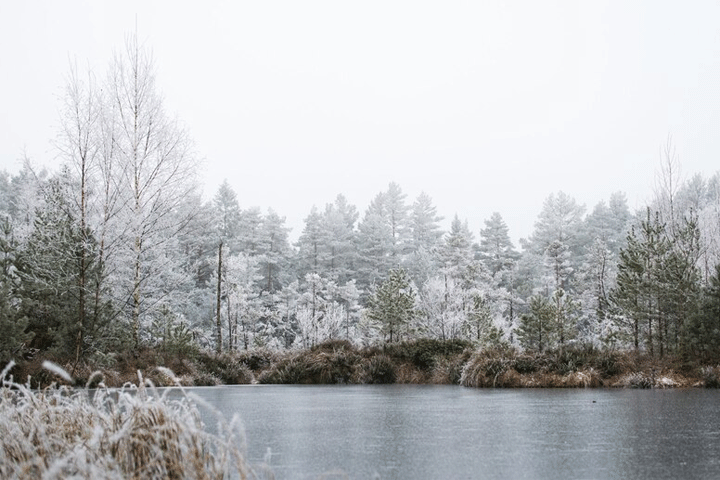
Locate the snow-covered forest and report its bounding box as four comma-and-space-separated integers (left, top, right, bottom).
2, 38, 720, 366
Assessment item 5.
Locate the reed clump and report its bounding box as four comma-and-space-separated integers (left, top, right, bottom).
380, 338, 473, 370
257, 339, 473, 385
258, 342, 362, 384
460, 346, 646, 388
701, 366, 720, 388
460, 348, 518, 388
362, 355, 397, 384
195, 351, 255, 385
0, 362, 271, 480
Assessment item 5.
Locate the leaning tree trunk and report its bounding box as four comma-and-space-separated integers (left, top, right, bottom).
216, 241, 223, 354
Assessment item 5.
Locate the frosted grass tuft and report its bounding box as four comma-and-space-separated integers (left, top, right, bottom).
0, 360, 15, 381
42, 360, 73, 383
0, 363, 272, 479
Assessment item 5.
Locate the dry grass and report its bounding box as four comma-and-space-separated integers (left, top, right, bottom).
0, 362, 273, 480
394, 363, 429, 384
560, 369, 603, 388
609, 370, 695, 388
700, 366, 720, 388
461, 347, 634, 388
460, 349, 514, 388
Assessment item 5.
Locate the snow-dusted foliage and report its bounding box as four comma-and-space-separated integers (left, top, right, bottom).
292, 273, 361, 349
3, 35, 720, 360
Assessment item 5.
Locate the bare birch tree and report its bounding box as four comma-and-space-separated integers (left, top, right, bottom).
106, 34, 199, 348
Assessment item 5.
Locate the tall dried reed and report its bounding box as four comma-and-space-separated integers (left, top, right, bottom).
0, 361, 273, 479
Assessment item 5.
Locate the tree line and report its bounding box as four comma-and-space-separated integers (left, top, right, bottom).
2, 38, 720, 366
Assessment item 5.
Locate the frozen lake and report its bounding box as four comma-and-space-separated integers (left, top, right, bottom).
185, 385, 720, 479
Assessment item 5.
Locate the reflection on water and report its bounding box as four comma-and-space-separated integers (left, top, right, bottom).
183, 385, 720, 480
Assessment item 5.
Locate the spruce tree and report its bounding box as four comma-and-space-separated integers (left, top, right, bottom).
296, 206, 325, 278
478, 212, 519, 280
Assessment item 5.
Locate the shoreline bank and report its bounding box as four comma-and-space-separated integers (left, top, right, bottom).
8, 339, 719, 390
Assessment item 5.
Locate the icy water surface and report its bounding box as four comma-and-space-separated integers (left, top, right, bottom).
185, 385, 720, 479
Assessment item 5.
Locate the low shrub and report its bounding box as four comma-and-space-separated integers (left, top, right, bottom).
195, 352, 254, 385
258, 349, 361, 384
394, 363, 428, 384
384, 338, 473, 370
614, 371, 654, 389
511, 353, 538, 374
190, 372, 220, 386
234, 349, 278, 372
561, 369, 602, 388
431, 350, 473, 385
546, 347, 590, 375
593, 351, 626, 377
311, 339, 354, 353
701, 366, 720, 388
460, 349, 513, 388
364, 355, 397, 384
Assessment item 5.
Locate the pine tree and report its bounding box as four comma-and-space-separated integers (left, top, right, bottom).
575, 193, 630, 340
683, 264, 720, 361
516, 295, 555, 352
0, 170, 10, 216
610, 209, 671, 355
522, 192, 585, 295
551, 288, 579, 347
357, 183, 412, 291
465, 293, 505, 347
366, 269, 416, 343
610, 224, 647, 351
237, 207, 264, 255
410, 192, 444, 252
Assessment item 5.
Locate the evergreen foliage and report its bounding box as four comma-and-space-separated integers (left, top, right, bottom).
478, 212, 519, 281
610, 209, 701, 357
0, 217, 32, 364
683, 264, 720, 361
16, 176, 103, 357
366, 269, 416, 343
516, 295, 555, 352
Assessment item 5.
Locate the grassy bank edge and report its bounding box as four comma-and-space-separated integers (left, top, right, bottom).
8, 339, 720, 390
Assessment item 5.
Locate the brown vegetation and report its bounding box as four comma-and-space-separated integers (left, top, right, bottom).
0, 362, 272, 479
8, 340, 720, 389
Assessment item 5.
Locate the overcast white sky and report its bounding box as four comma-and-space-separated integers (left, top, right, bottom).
1, 1, 719, 244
